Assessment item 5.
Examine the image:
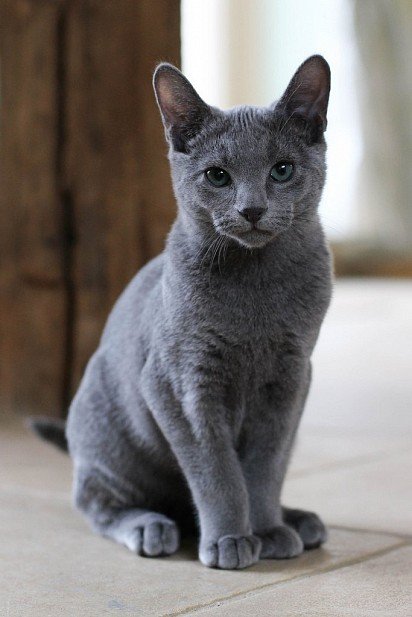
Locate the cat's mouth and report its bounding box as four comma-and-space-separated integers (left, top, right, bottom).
229, 226, 277, 248
214, 218, 286, 249
241, 226, 273, 236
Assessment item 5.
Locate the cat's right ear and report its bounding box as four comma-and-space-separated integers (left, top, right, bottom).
153, 64, 212, 153
275, 55, 331, 144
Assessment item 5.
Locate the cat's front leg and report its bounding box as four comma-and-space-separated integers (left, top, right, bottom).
171, 412, 262, 569
240, 361, 320, 558
240, 417, 304, 559
141, 365, 261, 569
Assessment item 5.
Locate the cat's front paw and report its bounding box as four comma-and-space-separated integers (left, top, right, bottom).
282, 507, 327, 549
258, 525, 304, 559
200, 534, 261, 569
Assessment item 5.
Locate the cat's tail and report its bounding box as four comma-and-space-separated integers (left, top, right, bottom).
26, 417, 68, 453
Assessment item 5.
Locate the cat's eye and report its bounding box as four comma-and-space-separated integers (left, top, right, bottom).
270, 162, 294, 183
205, 167, 231, 187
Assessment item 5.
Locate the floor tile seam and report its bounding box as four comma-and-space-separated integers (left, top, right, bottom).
329, 524, 412, 542
299, 425, 411, 442
165, 540, 408, 617
288, 445, 411, 480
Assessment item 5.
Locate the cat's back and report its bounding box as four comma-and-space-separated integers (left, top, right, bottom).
67, 252, 166, 459
101, 252, 165, 348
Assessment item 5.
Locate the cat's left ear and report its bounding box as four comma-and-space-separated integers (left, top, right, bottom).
153, 63, 213, 153
274, 55, 331, 144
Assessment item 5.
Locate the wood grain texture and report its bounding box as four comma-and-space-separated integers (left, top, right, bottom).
0, 0, 66, 416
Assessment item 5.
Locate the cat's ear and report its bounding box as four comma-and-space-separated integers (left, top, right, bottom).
275, 55, 331, 144
153, 63, 213, 153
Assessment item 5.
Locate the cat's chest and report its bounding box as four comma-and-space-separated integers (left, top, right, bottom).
165, 242, 331, 388
206, 273, 322, 343
193, 282, 317, 383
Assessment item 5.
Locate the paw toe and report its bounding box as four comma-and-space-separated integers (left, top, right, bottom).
161, 521, 180, 554
217, 536, 239, 569
143, 522, 164, 556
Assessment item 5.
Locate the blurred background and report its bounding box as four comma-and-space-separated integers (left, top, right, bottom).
0, 0, 411, 420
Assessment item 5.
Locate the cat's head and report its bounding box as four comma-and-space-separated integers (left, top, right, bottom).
153, 56, 330, 249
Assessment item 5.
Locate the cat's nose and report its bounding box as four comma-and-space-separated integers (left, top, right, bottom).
237, 207, 266, 224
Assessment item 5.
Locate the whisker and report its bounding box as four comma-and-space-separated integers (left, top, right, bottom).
200, 235, 219, 269
293, 213, 344, 235
217, 236, 228, 275
194, 232, 215, 262
208, 236, 223, 286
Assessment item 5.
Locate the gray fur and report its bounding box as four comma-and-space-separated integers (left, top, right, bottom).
66, 56, 332, 569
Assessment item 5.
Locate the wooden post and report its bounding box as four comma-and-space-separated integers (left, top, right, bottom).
0, 0, 66, 417
0, 0, 180, 417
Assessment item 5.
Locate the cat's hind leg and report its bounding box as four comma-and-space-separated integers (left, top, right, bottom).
282, 506, 327, 550
74, 465, 180, 557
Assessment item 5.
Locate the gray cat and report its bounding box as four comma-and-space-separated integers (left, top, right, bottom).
34, 55, 332, 570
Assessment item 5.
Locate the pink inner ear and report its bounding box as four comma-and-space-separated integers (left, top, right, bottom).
155, 69, 207, 128
156, 76, 183, 123
282, 58, 330, 126
304, 63, 328, 90
154, 64, 213, 151
157, 79, 174, 109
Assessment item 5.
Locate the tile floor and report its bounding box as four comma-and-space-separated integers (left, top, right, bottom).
1, 279, 411, 616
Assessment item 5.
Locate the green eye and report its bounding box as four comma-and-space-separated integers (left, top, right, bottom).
205, 167, 231, 187
270, 162, 294, 182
